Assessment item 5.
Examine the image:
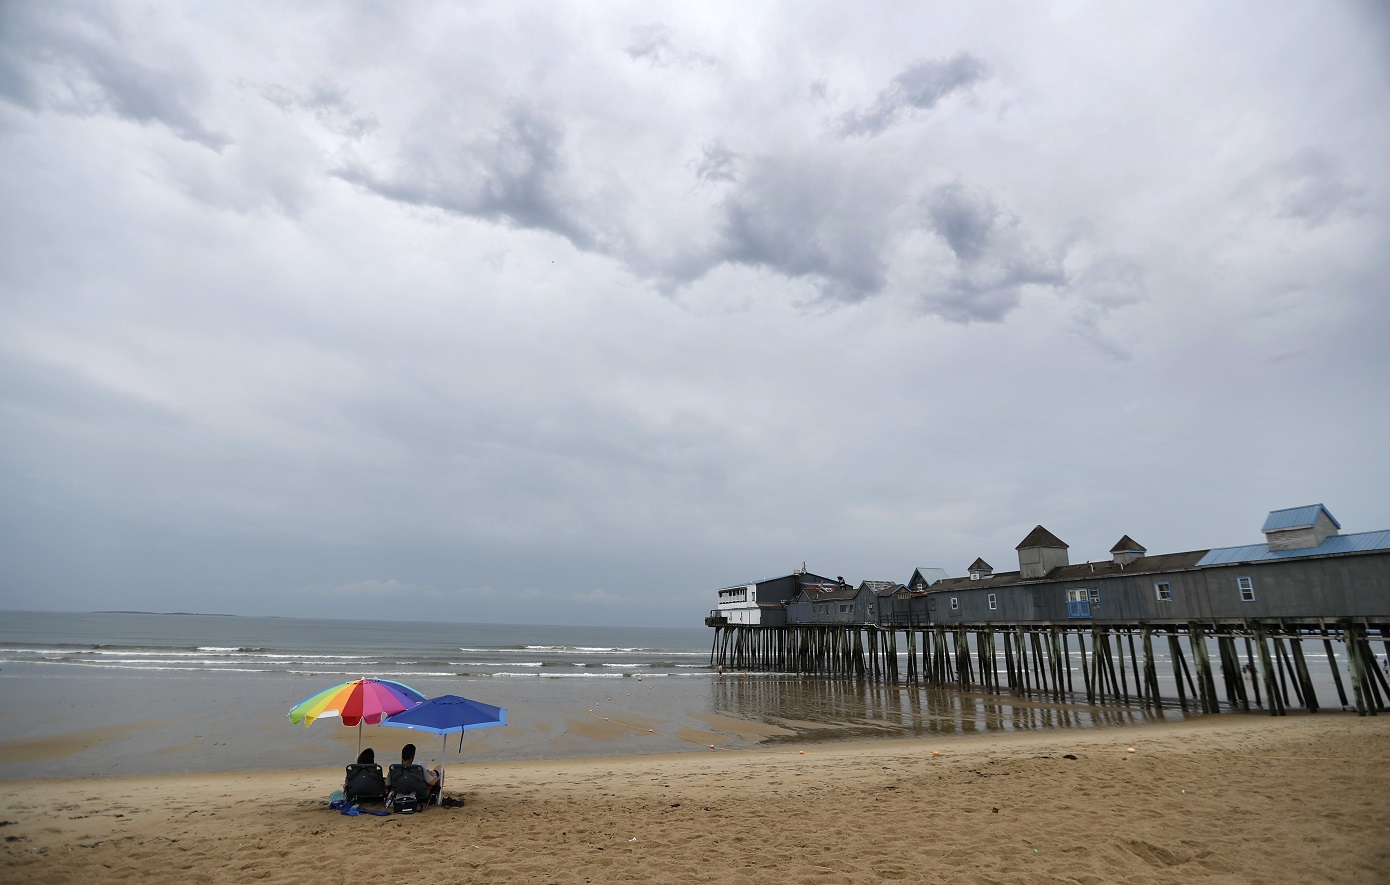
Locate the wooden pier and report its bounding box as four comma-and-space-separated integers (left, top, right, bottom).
707, 618, 1390, 716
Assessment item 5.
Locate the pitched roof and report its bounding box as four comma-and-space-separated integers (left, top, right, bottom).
1261, 504, 1340, 533
1041, 550, 1207, 581
928, 550, 1208, 590
968, 557, 993, 571
912, 567, 948, 586
1110, 535, 1146, 553
1015, 525, 1068, 550
1197, 530, 1389, 566
859, 580, 900, 596
716, 571, 837, 592
797, 584, 860, 602
929, 569, 1023, 592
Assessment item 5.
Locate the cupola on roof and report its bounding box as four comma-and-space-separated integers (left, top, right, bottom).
1015, 525, 1068, 550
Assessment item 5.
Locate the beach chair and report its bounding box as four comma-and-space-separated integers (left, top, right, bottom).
386, 763, 438, 812
344, 763, 386, 803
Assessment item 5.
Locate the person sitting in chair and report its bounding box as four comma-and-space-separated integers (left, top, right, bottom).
386, 743, 440, 807
343, 747, 385, 803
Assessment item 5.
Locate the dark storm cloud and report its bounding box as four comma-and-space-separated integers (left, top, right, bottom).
337, 107, 602, 252
840, 54, 990, 137
710, 157, 889, 303
917, 183, 1066, 323
927, 181, 999, 261
0, 5, 229, 149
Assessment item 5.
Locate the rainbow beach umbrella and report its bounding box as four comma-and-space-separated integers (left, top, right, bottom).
287, 678, 426, 753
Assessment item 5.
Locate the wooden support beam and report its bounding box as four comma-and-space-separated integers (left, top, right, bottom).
1214, 635, 1234, 707
1061, 628, 1074, 695
1028, 630, 1046, 694
1141, 627, 1161, 710
906, 628, 918, 685
1089, 627, 1106, 701
1359, 635, 1390, 710
1273, 636, 1295, 708
1242, 636, 1262, 708
1188, 624, 1216, 714
920, 629, 930, 683
1046, 628, 1063, 700
1108, 629, 1129, 704
888, 630, 900, 683
978, 627, 1000, 689
1289, 634, 1318, 713
1166, 631, 1187, 710
1017, 627, 1034, 695
937, 628, 954, 683
1342, 620, 1371, 716
1126, 631, 1145, 705
1077, 628, 1094, 704
1322, 634, 1348, 708
1002, 629, 1017, 691
1253, 625, 1284, 716
1223, 636, 1251, 711
868, 629, 879, 682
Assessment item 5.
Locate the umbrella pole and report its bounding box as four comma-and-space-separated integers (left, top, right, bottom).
439, 733, 448, 795
357, 721, 362, 756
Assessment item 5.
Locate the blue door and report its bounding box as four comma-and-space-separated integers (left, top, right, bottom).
1066, 589, 1091, 619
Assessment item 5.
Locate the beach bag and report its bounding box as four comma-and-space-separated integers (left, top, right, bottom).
388, 792, 420, 814
387, 763, 432, 808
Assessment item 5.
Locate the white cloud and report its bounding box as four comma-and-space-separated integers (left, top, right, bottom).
1, 0, 1387, 625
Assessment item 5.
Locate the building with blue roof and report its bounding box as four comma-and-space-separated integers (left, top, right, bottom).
706, 502, 1390, 715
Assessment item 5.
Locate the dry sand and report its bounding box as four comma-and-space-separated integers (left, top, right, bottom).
2, 713, 1387, 884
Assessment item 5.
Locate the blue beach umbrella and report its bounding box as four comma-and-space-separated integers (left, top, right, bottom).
381, 694, 507, 793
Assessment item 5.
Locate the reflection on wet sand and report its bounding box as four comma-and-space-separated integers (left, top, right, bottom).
710, 674, 1186, 744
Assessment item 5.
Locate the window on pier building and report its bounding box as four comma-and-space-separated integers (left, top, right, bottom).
1237, 576, 1255, 602
1154, 582, 1172, 601
1089, 588, 1100, 606
950, 597, 959, 610
987, 593, 997, 611
838, 603, 852, 614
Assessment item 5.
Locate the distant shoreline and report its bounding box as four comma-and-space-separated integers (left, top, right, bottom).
90, 610, 253, 617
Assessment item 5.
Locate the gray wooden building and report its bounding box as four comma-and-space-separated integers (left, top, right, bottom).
905, 504, 1390, 626
707, 503, 1390, 715
706, 569, 840, 628
787, 579, 893, 626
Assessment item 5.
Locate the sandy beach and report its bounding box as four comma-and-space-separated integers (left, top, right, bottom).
3, 713, 1387, 884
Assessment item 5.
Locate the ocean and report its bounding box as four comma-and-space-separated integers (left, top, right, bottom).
0, 610, 1206, 780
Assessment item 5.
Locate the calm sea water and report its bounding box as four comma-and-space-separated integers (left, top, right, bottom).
0, 610, 1258, 781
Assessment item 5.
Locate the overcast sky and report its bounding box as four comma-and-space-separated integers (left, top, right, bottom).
1, 2, 1387, 627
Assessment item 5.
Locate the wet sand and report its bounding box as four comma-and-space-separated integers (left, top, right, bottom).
3, 713, 1387, 884
0, 668, 1198, 780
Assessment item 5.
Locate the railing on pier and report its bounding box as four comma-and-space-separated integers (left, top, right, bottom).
877, 612, 932, 628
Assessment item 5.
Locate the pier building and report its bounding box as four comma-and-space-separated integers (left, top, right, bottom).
706, 504, 1390, 716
